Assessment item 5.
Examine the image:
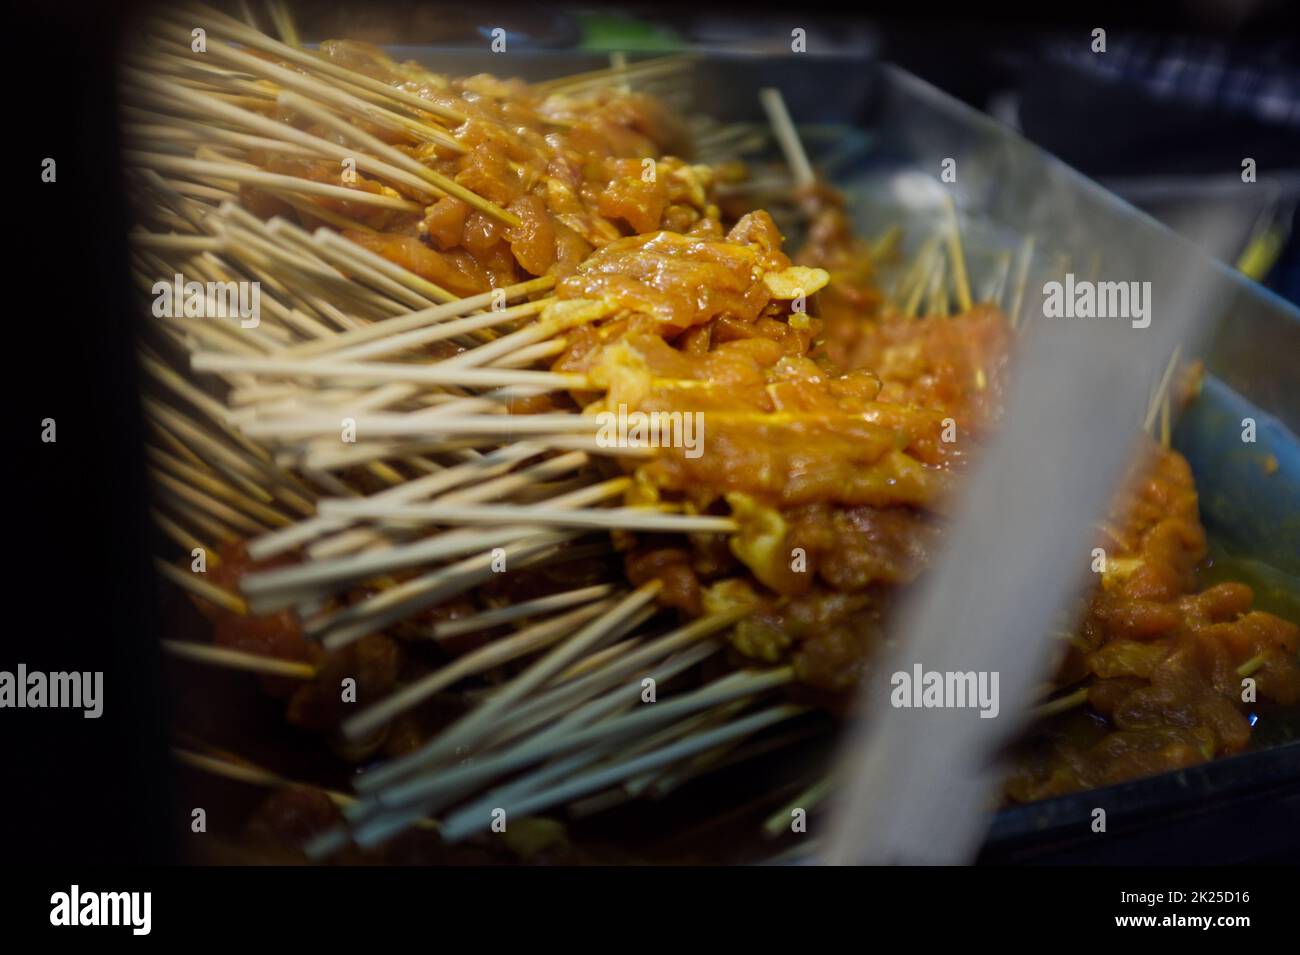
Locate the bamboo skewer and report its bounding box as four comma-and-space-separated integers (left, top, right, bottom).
475, 642, 722, 799
127, 152, 425, 213
151, 468, 269, 537
246, 442, 544, 560
432, 584, 617, 639
327, 300, 549, 363
1009, 234, 1036, 328
341, 652, 784, 849
163, 639, 317, 679
281, 276, 556, 359
143, 398, 316, 515
928, 253, 951, 316
1031, 645, 1267, 723
984, 250, 1014, 307
418, 649, 707, 831
178, 2, 467, 125
263, 0, 300, 48
158, 494, 242, 547
621, 698, 752, 797
387, 658, 788, 817
1032, 686, 1091, 719
309, 446, 589, 555
323, 641, 687, 855
148, 14, 471, 155
498, 614, 742, 741
1144, 345, 1183, 436
533, 56, 693, 95
341, 597, 624, 741
763, 774, 832, 838
354, 583, 665, 794
903, 239, 941, 318
148, 448, 291, 529
123, 72, 449, 204
317, 500, 738, 535
311, 532, 584, 650
943, 194, 973, 313
759, 88, 815, 191
172, 747, 440, 832
438, 703, 806, 843
651, 721, 827, 801
273, 91, 482, 212
203, 206, 405, 318
280, 226, 456, 308
151, 507, 215, 559
243, 466, 614, 608
554, 635, 641, 683
154, 558, 248, 614
190, 352, 586, 392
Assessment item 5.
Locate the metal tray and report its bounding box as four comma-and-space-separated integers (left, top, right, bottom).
256, 46, 1300, 862
825, 62, 1300, 862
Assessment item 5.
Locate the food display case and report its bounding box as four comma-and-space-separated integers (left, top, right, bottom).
110, 11, 1300, 866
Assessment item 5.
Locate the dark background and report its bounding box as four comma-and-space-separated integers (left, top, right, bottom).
6, 0, 173, 865
3, 0, 1298, 869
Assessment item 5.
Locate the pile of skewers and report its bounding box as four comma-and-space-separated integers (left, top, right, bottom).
125, 3, 835, 859
122, 3, 1298, 863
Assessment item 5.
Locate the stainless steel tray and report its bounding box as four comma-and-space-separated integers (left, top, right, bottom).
292, 47, 1300, 861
